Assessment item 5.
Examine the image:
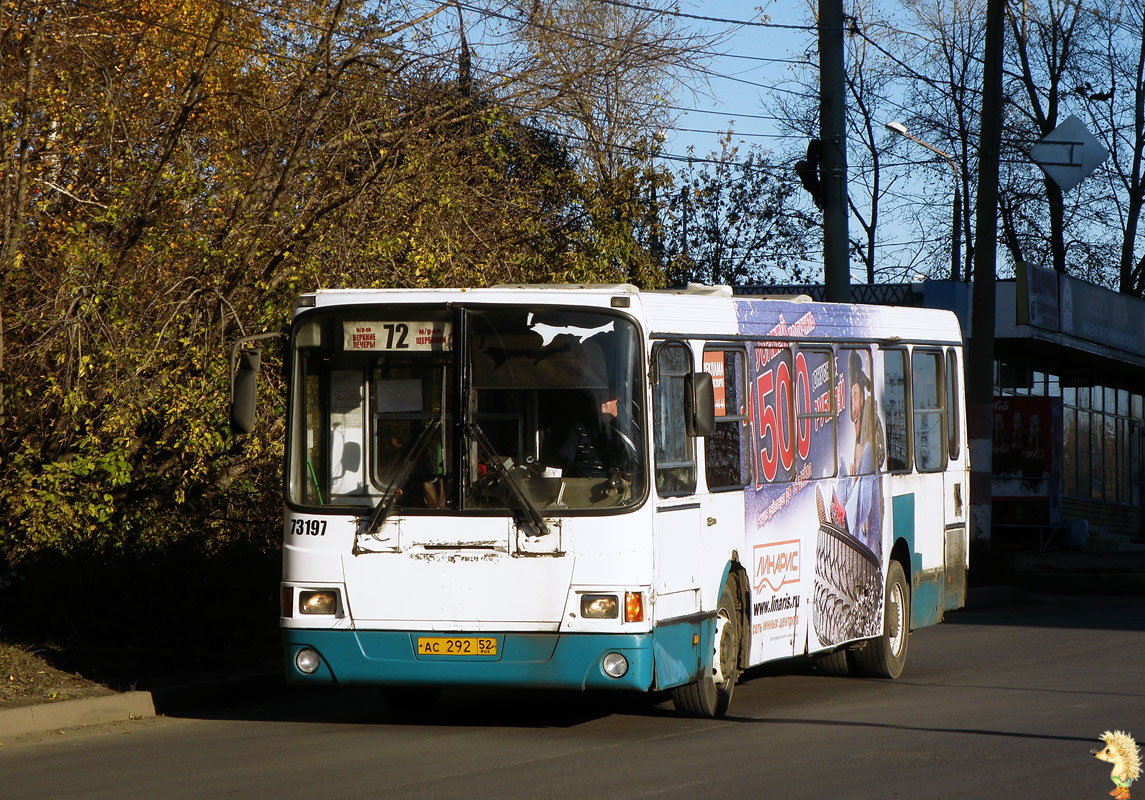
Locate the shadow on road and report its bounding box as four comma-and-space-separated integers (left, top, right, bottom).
944, 593, 1145, 632
720, 715, 1097, 744
158, 596, 1145, 729
171, 684, 684, 728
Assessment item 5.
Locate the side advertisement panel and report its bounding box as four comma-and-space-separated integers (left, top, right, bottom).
735, 302, 888, 665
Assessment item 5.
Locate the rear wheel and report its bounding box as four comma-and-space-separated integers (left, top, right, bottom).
814, 648, 850, 676
671, 580, 741, 718
851, 559, 910, 679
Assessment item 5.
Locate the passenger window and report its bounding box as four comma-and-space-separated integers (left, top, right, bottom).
750, 344, 795, 485
840, 348, 883, 475
799, 347, 836, 479
882, 349, 910, 472
653, 342, 696, 495
946, 349, 961, 460
913, 349, 945, 472
703, 348, 749, 490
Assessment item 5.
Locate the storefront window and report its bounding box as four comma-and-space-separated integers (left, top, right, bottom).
1119, 418, 1131, 502
1134, 423, 1143, 506
995, 361, 1141, 508
1093, 414, 1106, 500
1061, 384, 1142, 506
1063, 408, 1076, 497
1077, 411, 1091, 498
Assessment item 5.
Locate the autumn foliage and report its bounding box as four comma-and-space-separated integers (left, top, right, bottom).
0, 0, 674, 627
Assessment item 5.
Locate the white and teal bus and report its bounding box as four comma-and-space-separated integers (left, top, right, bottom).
231, 284, 969, 717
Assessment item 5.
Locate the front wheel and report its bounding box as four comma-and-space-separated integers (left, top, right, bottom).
851, 559, 910, 679
671, 580, 741, 718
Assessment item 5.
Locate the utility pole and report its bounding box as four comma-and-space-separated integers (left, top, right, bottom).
969, 0, 1004, 546
820, 0, 850, 302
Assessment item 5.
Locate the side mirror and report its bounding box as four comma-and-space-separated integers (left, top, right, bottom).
229, 348, 261, 434
684, 371, 715, 437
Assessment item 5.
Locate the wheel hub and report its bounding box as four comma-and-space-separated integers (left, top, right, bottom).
712, 610, 736, 689
887, 583, 905, 656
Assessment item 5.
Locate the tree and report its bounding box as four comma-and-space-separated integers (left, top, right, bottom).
895, 0, 986, 281
766, 0, 925, 284
662, 138, 817, 286
489, 0, 719, 285
1000, 0, 1100, 275
1073, 0, 1145, 295
0, 0, 709, 575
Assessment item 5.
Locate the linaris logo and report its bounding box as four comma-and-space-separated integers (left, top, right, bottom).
754, 540, 800, 593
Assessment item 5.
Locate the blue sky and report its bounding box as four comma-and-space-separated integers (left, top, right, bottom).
663, 3, 817, 161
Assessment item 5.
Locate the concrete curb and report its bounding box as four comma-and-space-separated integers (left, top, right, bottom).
0, 671, 284, 740
0, 691, 155, 739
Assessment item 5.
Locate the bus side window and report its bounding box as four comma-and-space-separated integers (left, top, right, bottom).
750, 344, 796, 485
913, 349, 945, 472
653, 342, 697, 496
294, 349, 327, 505
882, 349, 910, 472
946, 349, 961, 460
799, 347, 836, 479
703, 347, 748, 490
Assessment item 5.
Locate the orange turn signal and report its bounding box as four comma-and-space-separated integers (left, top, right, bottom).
624, 591, 644, 623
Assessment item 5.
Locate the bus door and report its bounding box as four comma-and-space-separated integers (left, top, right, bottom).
942, 347, 968, 608
886, 346, 950, 627
700, 344, 757, 641
651, 341, 702, 619
700, 344, 751, 591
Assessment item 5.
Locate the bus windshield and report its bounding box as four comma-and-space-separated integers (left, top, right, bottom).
287, 306, 647, 514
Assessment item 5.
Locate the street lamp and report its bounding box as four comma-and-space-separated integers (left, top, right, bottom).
885, 121, 963, 281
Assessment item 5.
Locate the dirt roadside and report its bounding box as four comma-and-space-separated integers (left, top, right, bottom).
1, 632, 282, 714
0, 643, 115, 710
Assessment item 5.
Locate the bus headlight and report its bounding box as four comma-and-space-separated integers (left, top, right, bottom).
295, 647, 322, 675
299, 590, 338, 615
602, 652, 629, 678
580, 594, 619, 619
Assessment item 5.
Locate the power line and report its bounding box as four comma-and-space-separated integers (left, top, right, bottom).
35, 0, 811, 169
71, 0, 809, 143
584, 0, 816, 31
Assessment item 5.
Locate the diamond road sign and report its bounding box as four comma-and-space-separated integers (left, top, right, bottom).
1029, 115, 1109, 192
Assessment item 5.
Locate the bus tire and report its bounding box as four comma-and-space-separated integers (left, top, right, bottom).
814, 648, 850, 676
851, 559, 909, 679
381, 685, 442, 716
671, 581, 740, 718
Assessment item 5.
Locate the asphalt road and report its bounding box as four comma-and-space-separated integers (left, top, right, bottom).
2, 595, 1142, 800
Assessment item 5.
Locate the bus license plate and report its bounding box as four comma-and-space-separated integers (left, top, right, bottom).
416, 637, 497, 656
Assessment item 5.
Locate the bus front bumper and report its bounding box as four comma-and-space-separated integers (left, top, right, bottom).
283, 629, 660, 692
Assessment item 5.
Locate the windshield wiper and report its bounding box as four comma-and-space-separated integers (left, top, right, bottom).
363, 418, 442, 536
465, 422, 549, 537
